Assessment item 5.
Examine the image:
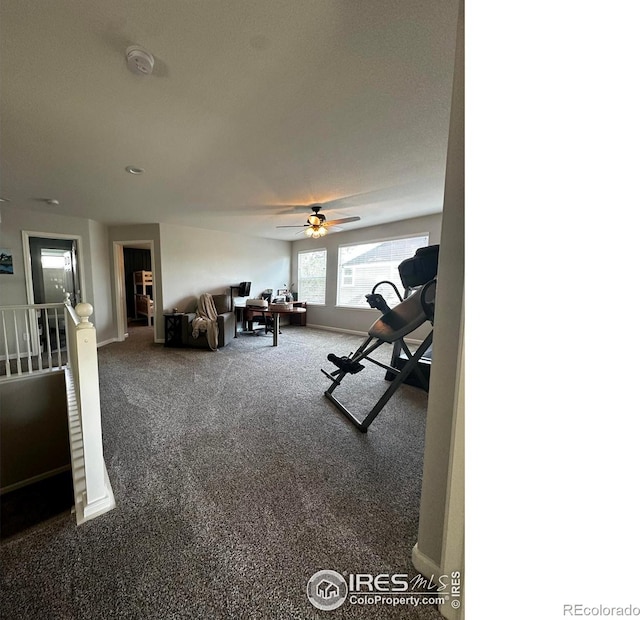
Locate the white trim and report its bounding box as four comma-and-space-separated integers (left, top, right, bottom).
411, 544, 442, 579
64, 366, 116, 524
0, 465, 71, 495
307, 323, 368, 338
22, 231, 87, 346
112, 240, 158, 344
296, 247, 328, 306
306, 323, 424, 345
97, 338, 118, 348
336, 231, 430, 251
0, 366, 65, 384
79, 463, 115, 521
22, 230, 87, 304
335, 233, 429, 308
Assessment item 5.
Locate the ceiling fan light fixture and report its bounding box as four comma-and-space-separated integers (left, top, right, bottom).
305, 224, 327, 239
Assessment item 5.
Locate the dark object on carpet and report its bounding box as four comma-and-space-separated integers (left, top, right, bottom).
1, 471, 73, 540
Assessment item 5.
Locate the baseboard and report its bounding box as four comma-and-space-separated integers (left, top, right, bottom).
306, 323, 424, 346
413, 544, 464, 620
97, 337, 118, 348
0, 465, 71, 495
155, 338, 165, 344
411, 543, 442, 579
307, 324, 369, 338
77, 462, 116, 524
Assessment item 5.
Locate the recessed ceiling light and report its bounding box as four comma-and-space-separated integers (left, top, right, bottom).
125, 166, 145, 175
46, 199, 60, 205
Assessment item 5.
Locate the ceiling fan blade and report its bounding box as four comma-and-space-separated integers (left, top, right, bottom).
325, 216, 361, 226
276, 225, 308, 228
321, 182, 426, 210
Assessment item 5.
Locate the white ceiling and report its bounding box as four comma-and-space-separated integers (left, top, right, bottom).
0, 0, 459, 240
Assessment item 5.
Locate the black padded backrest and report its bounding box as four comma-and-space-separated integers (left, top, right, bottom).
398, 245, 439, 288
368, 281, 435, 343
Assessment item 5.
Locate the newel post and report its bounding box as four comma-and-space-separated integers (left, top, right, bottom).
73, 302, 108, 507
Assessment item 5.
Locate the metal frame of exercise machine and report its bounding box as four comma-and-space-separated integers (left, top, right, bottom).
321, 279, 436, 432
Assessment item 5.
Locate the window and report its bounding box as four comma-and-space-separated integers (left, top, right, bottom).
336, 235, 429, 308
342, 267, 353, 287
298, 248, 327, 304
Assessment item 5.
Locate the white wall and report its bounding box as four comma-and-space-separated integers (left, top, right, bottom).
413, 3, 464, 618
159, 222, 291, 320
88, 219, 116, 344
291, 214, 442, 336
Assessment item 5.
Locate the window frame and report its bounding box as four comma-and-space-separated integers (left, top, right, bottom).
297, 247, 328, 306
335, 233, 429, 310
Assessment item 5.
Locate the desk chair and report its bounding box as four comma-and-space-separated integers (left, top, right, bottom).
244, 299, 280, 336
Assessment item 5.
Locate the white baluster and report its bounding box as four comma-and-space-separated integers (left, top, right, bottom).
2, 310, 10, 377
54, 307, 62, 369
13, 310, 21, 375
36, 309, 43, 371
44, 307, 52, 370
23, 309, 33, 374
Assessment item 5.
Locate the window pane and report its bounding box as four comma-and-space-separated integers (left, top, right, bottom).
337, 236, 428, 308
298, 249, 327, 304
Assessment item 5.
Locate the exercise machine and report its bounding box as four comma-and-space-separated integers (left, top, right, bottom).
322, 246, 439, 432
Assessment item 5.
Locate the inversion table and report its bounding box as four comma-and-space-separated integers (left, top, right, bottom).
322, 278, 437, 432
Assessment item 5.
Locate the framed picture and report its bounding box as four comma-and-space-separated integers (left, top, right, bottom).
0, 248, 14, 275
277, 288, 289, 297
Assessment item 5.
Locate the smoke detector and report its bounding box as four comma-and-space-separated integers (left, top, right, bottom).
126, 45, 155, 76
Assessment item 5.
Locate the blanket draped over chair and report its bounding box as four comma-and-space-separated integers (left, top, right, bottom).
191, 293, 219, 350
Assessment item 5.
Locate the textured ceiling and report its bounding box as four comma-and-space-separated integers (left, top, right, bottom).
0, 0, 459, 240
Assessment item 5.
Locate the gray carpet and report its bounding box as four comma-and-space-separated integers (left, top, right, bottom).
1, 325, 444, 619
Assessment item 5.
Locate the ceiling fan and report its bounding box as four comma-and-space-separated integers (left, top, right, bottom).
276, 205, 361, 238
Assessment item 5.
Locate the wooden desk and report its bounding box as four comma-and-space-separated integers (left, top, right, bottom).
268, 305, 306, 346
242, 305, 307, 346
289, 301, 307, 326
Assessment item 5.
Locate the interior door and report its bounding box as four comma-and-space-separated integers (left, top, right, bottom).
28, 237, 81, 352
28, 237, 80, 305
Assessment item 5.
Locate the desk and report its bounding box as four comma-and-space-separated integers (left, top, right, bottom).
242, 305, 307, 346
269, 305, 307, 346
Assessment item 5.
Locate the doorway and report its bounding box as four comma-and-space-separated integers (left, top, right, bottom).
21, 231, 86, 354
113, 241, 157, 343
28, 237, 80, 305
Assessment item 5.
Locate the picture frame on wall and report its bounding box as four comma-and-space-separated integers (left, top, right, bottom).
0, 248, 14, 274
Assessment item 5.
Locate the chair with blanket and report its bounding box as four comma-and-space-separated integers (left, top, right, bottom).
180, 292, 236, 349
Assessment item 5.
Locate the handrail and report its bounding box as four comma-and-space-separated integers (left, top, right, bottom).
0, 302, 65, 311
0, 302, 66, 379
61, 298, 115, 523
0, 297, 115, 523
